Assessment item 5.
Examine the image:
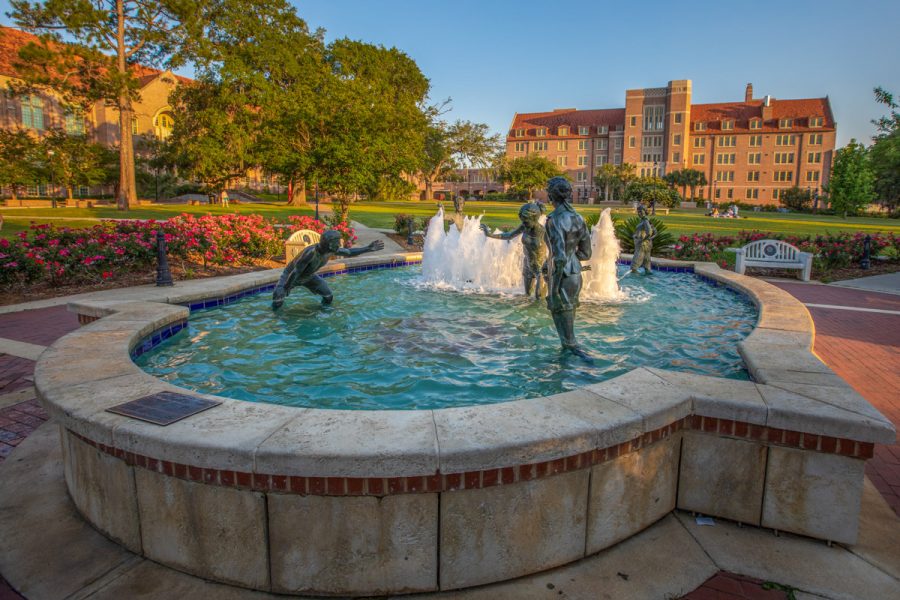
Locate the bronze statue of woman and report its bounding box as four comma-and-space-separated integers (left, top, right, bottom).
481, 201, 547, 299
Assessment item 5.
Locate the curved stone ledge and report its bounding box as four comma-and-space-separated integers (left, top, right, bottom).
36, 254, 896, 596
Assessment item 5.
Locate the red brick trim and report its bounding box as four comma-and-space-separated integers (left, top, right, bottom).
68, 416, 874, 497
78, 314, 100, 325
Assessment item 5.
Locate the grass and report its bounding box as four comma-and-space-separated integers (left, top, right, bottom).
2, 199, 898, 240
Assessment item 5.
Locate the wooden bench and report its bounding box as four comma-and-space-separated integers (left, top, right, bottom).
626, 206, 670, 215
731, 239, 813, 281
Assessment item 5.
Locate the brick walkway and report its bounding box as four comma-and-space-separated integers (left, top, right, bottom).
770, 281, 900, 516
682, 572, 791, 599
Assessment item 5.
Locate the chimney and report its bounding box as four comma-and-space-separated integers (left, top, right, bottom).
762, 95, 774, 120
745, 83, 753, 103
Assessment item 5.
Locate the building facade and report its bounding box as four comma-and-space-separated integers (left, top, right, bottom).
506, 80, 836, 205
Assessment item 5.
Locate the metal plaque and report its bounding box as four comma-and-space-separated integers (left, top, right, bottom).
107, 392, 221, 426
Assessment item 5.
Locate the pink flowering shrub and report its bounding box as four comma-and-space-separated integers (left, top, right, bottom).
1, 214, 359, 287
671, 230, 897, 270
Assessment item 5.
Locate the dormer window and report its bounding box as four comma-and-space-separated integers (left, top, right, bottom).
695, 122, 707, 131
537, 127, 547, 137
598, 125, 608, 134
578, 126, 588, 135
558, 126, 569, 136
749, 118, 761, 130
515, 128, 525, 137
778, 118, 793, 129
809, 116, 823, 127
722, 120, 734, 130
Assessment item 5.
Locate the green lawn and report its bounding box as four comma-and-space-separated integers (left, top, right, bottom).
2, 200, 898, 240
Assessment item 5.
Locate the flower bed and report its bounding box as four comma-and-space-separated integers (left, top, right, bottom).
671, 231, 899, 271
0, 214, 355, 288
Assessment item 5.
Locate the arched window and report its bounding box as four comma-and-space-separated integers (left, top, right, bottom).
21, 95, 44, 130
153, 111, 174, 139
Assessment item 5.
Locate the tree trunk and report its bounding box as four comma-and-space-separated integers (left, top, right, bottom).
66, 186, 74, 200
115, 0, 137, 211
604, 182, 610, 202
425, 179, 433, 202
289, 177, 306, 206
338, 197, 351, 223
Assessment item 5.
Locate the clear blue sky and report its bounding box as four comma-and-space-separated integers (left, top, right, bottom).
2, 0, 897, 147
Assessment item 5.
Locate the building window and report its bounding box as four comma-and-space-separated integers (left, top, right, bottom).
693, 153, 705, 165
131, 116, 138, 135
748, 152, 761, 164
643, 105, 664, 131
577, 155, 589, 166
746, 188, 759, 200
628, 136, 635, 148
578, 126, 589, 135
809, 133, 823, 145
748, 171, 760, 182
776, 134, 796, 146
20, 95, 44, 130
693, 137, 706, 148
533, 141, 548, 151
718, 136, 737, 147
598, 139, 608, 150
598, 125, 608, 134
727, 188, 734, 199
749, 135, 762, 147
774, 152, 795, 164
64, 107, 85, 135
596, 155, 607, 165
557, 140, 568, 151
715, 188, 721, 199
809, 116, 823, 127
715, 171, 735, 182
673, 134, 682, 146
630, 116, 637, 127
778, 118, 793, 129
576, 171, 587, 182
537, 127, 547, 137
674, 113, 682, 124
806, 171, 820, 182
578, 140, 589, 150
514, 142, 527, 152
716, 153, 736, 165
515, 128, 525, 137
774, 171, 793, 182
673, 152, 680, 163
749, 119, 761, 130
614, 138, 622, 150
614, 154, 621, 165
722, 119, 734, 130
807, 152, 821, 164
773, 189, 780, 200
557, 156, 567, 166
558, 126, 569, 136
695, 121, 706, 131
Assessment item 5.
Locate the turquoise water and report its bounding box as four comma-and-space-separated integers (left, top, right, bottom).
136, 266, 757, 410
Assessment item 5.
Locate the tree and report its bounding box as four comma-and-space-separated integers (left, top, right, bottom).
419, 120, 501, 202
593, 163, 617, 202
826, 139, 875, 217
0, 130, 41, 204
499, 155, 562, 199
623, 176, 680, 208
780, 186, 813, 212
614, 163, 637, 202
10, 0, 198, 210
870, 87, 900, 211
40, 128, 110, 201
682, 169, 707, 201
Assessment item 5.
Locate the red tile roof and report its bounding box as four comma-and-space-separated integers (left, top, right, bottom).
0, 27, 191, 87
510, 108, 625, 139
690, 98, 834, 132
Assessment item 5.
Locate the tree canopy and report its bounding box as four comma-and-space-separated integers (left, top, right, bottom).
827, 139, 875, 217
499, 155, 562, 199
869, 87, 900, 212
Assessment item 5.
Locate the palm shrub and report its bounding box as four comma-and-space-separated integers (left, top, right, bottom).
614, 215, 674, 254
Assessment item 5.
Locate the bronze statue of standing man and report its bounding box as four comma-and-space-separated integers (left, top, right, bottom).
544, 177, 592, 358
631, 205, 656, 274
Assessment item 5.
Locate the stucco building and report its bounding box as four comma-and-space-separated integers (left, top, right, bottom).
506, 80, 836, 205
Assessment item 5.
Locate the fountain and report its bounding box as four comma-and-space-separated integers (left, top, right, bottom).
582, 208, 624, 302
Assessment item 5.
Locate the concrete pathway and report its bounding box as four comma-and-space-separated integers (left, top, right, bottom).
828, 271, 900, 296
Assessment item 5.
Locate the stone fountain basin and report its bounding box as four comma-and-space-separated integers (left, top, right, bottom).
35, 253, 894, 596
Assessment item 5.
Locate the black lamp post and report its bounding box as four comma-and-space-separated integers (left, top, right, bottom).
314, 181, 320, 222
861, 235, 872, 270
155, 230, 174, 287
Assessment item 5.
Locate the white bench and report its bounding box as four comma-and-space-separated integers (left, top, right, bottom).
732, 239, 813, 281
284, 229, 321, 261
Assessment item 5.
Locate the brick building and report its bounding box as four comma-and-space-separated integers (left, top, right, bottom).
506, 80, 836, 205
429, 167, 504, 200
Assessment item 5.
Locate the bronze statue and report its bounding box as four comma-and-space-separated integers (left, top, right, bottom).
544, 177, 592, 358
631, 205, 656, 274
481, 202, 547, 299
272, 230, 384, 309
451, 195, 466, 231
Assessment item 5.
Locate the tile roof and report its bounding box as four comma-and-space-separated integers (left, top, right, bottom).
690, 98, 834, 132
510, 108, 625, 139
0, 27, 191, 87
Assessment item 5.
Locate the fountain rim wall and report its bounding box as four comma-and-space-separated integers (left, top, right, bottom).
34, 251, 895, 595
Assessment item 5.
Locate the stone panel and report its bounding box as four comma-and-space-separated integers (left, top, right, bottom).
268, 493, 438, 595
134, 469, 268, 589
762, 446, 864, 545
61, 429, 141, 553
440, 469, 589, 590
587, 434, 680, 553
678, 432, 766, 525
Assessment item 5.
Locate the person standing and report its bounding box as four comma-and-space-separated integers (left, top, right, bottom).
220, 189, 229, 207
